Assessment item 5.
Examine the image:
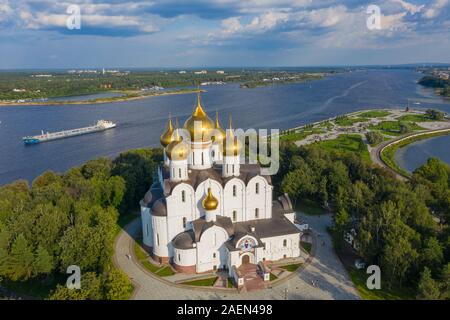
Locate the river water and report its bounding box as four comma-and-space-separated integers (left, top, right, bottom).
394, 134, 450, 173
1, 69, 449, 185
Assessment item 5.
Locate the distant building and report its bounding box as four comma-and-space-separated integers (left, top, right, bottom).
216, 70, 225, 74
194, 70, 208, 75
179, 70, 187, 74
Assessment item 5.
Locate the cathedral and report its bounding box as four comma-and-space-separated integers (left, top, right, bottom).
140, 93, 301, 282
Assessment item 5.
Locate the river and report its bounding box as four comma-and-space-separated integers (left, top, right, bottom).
1, 68, 449, 185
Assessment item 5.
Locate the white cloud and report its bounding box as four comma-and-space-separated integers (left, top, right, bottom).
391, 0, 424, 15
423, 0, 449, 18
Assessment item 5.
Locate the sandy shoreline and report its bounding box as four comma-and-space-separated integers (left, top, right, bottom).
0, 89, 204, 107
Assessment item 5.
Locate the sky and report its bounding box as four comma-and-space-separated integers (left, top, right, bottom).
0, 0, 449, 69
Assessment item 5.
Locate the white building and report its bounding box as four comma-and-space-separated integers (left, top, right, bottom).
140, 93, 301, 281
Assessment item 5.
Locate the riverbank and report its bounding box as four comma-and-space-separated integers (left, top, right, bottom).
277, 107, 450, 179
380, 129, 450, 178
0, 88, 203, 107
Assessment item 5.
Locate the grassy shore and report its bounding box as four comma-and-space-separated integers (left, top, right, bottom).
380, 130, 450, 177
0, 88, 202, 107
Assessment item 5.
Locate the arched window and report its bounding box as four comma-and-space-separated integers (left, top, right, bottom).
182, 217, 187, 228
181, 190, 186, 202
211, 150, 215, 158
233, 185, 237, 197
255, 208, 259, 219
233, 210, 237, 222
255, 183, 259, 194
201, 152, 204, 165
283, 239, 287, 247
179, 168, 182, 178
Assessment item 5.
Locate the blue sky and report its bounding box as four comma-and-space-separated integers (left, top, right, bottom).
0, 0, 449, 68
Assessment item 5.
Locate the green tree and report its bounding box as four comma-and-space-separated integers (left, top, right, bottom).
417, 267, 441, 300
104, 269, 133, 300
332, 209, 350, 251
49, 272, 103, 300
33, 245, 54, 276
420, 237, 444, 273
4, 234, 35, 280
365, 131, 383, 145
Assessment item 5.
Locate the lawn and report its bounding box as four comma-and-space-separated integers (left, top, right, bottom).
348, 268, 415, 300
280, 263, 302, 272
334, 117, 368, 127
358, 110, 391, 118
315, 134, 371, 162
227, 278, 234, 288
134, 241, 175, 276
156, 266, 176, 277
370, 121, 424, 136
181, 277, 218, 287
280, 128, 323, 142
301, 242, 312, 254
396, 114, 433, 122
296, 199, 325, 216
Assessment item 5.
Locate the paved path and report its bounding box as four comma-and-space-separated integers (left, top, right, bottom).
114, 214, 359, 300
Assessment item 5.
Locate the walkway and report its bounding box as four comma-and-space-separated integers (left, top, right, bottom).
113, 214, 359, 300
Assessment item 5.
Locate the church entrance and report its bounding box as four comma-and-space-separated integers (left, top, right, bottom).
242, 255, 250, 265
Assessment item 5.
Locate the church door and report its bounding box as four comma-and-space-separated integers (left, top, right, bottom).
242, 255, 250, 265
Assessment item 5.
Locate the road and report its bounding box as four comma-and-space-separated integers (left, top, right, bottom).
113, 213, 359, 300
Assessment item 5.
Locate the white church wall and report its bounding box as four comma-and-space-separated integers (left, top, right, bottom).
152, 215, 169, 258
246, 176, 272, 220
189, 142, 213, 170
141, 207, 153, 247
223, 178, 245, 222
261, 233, 300, 261
174, 247, 196, 266
196, 226, 229, 273
166, 184, 196, 241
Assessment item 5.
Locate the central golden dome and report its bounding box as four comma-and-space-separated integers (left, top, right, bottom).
184, 93, 214, 142
202, 188, 218, 211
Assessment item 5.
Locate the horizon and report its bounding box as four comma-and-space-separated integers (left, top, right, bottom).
1, 62, 449, 72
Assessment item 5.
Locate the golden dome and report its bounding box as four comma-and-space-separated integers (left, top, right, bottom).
160, 117, 174, 147
212, 111, 226, 143
165, 129, 189, 161
184, 93, 214, 142
202, 188, 218, 211
223, 116, 241, 156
